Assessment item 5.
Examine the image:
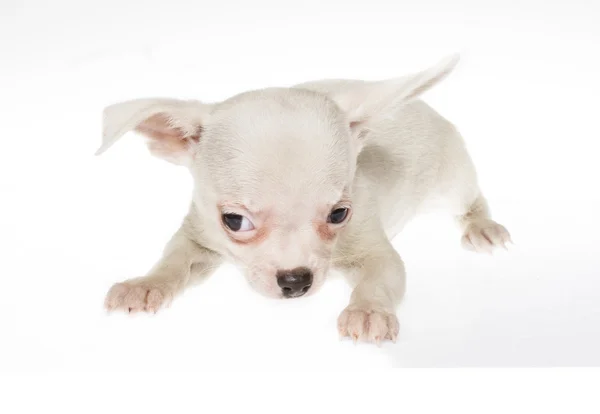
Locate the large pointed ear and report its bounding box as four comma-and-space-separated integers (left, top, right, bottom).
96, 98, 211, 166
332, 54, 460, 145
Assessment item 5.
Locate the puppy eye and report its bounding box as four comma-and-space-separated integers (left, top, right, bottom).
327, 207, 349, 224
222, 213, 255, 232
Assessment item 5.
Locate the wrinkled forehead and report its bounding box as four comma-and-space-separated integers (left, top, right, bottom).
197, 89, 354, 208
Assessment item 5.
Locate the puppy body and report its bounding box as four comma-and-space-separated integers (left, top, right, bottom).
100, 55, 510, 343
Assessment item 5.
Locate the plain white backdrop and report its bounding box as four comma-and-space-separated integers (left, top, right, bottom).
1, 0, 599, 388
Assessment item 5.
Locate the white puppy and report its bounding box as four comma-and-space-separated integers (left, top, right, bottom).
98, 54, 511, 344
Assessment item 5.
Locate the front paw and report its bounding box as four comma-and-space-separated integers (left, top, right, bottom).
104, 278, 176, 314
337, 305, 399, 345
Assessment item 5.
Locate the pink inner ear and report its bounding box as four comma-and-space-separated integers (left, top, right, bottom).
134, 113, 200, 160
135, 113, 200, 142
349, 120, 363, 130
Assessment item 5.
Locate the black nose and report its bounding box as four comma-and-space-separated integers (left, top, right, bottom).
276, 267, 313, 298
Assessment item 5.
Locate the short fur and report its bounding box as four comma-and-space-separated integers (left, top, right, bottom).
98, 54, 511, 344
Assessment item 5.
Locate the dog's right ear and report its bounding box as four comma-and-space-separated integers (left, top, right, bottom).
96, 98, 211, 166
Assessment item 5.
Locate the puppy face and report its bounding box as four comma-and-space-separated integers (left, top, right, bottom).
190, 89, 357, 297
97, 54, 459, 298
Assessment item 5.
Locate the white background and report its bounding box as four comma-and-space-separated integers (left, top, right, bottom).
1, 0, 599, 384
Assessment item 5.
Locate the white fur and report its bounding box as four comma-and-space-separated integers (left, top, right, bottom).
98, 54, 511, 344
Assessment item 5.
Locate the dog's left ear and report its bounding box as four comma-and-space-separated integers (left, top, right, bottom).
332, 54, 460, 148
96, 98, 212, 166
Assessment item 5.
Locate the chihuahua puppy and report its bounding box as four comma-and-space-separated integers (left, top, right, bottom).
98, 54, 510, 344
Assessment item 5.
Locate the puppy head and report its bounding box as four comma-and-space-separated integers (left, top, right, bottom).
98, 54, 459, 298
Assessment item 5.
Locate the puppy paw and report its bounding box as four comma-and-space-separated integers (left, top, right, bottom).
461, 220, 512, 254
104, 279, 176, 314
337, 306, 399, 345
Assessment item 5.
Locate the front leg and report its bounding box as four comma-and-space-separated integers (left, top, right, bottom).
334, 232, 406, 345
104, 224, 221, 313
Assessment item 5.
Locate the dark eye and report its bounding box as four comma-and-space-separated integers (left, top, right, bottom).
222, 213, 255, 232
328, 207, 349, 224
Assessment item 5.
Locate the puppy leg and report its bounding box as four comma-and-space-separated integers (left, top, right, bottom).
104, 226, 221, 313
334, 229, 405, 344
456, 194, 512, 254
442, 127, 512, 253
